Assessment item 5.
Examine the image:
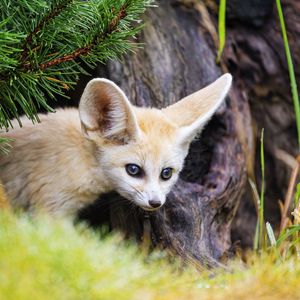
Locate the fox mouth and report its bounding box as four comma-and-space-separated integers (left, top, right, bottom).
120, 194, 162, 211
139, 205, 160, 212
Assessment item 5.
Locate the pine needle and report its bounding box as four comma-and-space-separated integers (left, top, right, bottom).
0, 0, 153, 130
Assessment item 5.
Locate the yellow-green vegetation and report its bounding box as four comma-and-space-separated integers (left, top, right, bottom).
0, 211, 300, 300
0, 184, 9, 208
217, 0, 226, 62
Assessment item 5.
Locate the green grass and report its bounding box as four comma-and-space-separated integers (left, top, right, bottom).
275, 0, 300, 150
253, 129, 300, 258
1, 211, 300, 300
1, 2, 300, 299
253, 129, 266, 251
259, 128, 266, 249
217, 0, 226, 63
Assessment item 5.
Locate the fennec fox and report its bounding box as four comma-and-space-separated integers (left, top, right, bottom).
0, 74, 232, 217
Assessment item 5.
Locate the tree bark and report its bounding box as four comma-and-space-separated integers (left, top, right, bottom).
77, 0, 300, 262
79, 0, 253, 265
224, 0, 300, 247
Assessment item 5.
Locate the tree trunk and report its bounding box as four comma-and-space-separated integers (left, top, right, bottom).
79, 0, 252, 265
225, 0, 300, 247
78, 0, 300, 263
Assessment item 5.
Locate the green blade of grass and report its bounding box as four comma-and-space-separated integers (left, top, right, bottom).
254, 221, 259, 251
259, 128, 265, 250
294, 183, 300, 208
276, 0, 300, 150
248, 177, 261, 250
216, 0, 226, 63
276, 225, 300, 247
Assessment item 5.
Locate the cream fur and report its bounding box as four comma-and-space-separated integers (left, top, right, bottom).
0, 74, 232, 217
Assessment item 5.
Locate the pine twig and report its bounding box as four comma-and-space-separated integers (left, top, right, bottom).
109, 4, 127, 32
0, 0, 150, 129
21, 0, 73, 63
23, 4, 128, 72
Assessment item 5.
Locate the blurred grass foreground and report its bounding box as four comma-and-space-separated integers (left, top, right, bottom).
0, 210, 300, 300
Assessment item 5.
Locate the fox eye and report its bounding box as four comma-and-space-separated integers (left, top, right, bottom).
125, 164, 143, 177
161, 168, 173, 180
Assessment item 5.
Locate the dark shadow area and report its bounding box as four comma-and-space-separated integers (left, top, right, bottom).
180, 116, 227, 185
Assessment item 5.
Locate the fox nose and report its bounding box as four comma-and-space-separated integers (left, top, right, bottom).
148, 199, 161, 208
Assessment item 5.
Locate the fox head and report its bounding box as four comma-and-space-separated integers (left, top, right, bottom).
79, 74, 232, 211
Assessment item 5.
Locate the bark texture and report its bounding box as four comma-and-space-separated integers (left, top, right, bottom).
77, 0, 300, 261
79, 0, 252, 264
225, 0, 300, 247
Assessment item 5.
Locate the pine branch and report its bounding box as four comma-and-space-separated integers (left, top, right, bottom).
21, 0, 74, 64
109, 4, 127, 32
0, 0, 153, 130
23, 4, 128, 72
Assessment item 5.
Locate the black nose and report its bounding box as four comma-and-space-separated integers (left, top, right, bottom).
148, 199, 161, 208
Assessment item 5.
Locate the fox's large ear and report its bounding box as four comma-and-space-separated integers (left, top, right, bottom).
79, 78, 140, 144
163, 74, 232, 144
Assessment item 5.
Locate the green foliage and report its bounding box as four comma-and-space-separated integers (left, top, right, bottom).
0, 137, 12, 155
1, 211, 300, 300
248, 1, 300, 260
276, 225, 300, 248
275, 0, 300, 150
254, 131, 300, 258
0, 0, 152, 130
259, 128, 265, 248
253, 128, 300, 258
254, 129, 266, 251
217, 0, 226, 62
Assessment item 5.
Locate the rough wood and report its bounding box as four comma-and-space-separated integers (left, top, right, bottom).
79, 0, 252, 264
225, 0, 300, 247
42, 0, 300, 257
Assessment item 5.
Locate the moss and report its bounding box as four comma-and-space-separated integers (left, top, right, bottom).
0, 211, 299, 300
